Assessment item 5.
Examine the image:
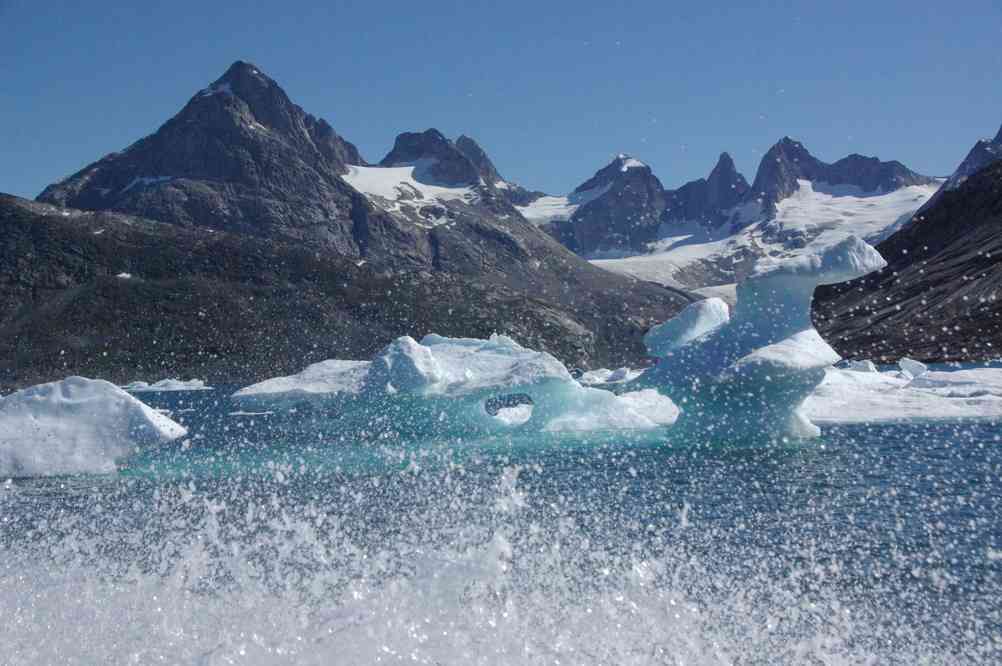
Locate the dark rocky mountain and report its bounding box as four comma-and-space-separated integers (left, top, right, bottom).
663, 152, 749, 225
454, 134, 503, 186
539, 140, 932, 261
813, 159, 1002, 362
25, 62, 696, 367
0, 193, 693, 391
545, 155, 669, 256
379, 129, 482, 187
749, 137, 936, 216
37, 61, 375, 251
915, 123, 1002, 216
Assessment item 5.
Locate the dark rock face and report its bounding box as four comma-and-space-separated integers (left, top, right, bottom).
379, 129, 482, 187
664, 152, 750, 225
749, 137, 935, 216
813, 160, 1002, 362
37, 61, 376, 251
547, 155, 669, 256
915, 123, 1002, 216
454, 134, 503, 186
0, 194, 694, 391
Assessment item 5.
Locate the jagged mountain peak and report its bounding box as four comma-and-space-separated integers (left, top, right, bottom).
454, 134, 503, 186
708, 152, 744, 184
663, 151, 749, 225
572, 153, 653, 195
749, 137, 933, 215
36, 59, 367, 241
379, 128, 480, 187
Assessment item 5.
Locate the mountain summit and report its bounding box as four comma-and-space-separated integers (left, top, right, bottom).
749, 137, 935, 215
539, 154, 669, 256
38, 60, 369, 246
664, 152, 750, 225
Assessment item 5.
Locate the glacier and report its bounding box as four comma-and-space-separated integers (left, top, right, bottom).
0, 377, 187, 477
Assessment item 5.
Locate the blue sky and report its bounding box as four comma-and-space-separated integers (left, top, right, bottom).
2, 0, 1000, 198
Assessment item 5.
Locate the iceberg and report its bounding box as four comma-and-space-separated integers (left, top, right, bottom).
804, 367, 1002, 423
0, 377, 187, 477
629, 236, 887, 439
643, 297, 730, 357
843, 359, 878, 373
898, 357, 928, 379
122, 378, 211, 392
235, 334, 676, 433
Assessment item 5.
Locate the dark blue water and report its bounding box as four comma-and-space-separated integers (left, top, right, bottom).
2, 387, 1000, 663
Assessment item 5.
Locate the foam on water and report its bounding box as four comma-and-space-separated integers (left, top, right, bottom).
2, 410, 1000, 664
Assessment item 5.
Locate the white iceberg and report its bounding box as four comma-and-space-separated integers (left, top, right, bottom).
844, 359, 878, 373
643, 297, 730, 357
0, 377, 187, 477
235, 334, 675, 433
898, 357, 928, 379
630, 236, 887, 439
804, 367, 1002, 423
122, 378, 211, 392
577, 366, 645, 386
232, 360, 370, 406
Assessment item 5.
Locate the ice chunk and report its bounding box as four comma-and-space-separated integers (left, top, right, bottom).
232, 360, 370, 405
123, 378, 211, 392
898, 357, 928, 379
905, 369, 1002, 399
632, 236, 886, 439
844, 359, 878, 373
643, 297, 729, 356
0, 377, 186, 477
578, 366, 645, 386
804, 367, 1002, 423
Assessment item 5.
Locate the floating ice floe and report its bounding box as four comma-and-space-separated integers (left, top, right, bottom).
122, 378, 212, 392
843, 359, 879, 373
804, 367, 1002, 423
628, 235, 887, 439
0, 377, 187, 477
577, 366, 646, 386
234, 334, 676, 433
898, 357, 928, 379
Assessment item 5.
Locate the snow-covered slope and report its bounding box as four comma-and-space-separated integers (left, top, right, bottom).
514, 183, 612, 225
593, 180, 940, 292
342, 162, 479, 228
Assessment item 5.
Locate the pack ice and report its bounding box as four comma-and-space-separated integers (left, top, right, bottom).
0, 377, 187, 477
234, 334, 677, 433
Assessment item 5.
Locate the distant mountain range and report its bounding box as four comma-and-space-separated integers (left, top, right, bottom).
4, 60, 1000, 382
512, 136, 934, 259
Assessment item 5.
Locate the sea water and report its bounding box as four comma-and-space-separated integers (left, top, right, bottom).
2, 387, 1000, 664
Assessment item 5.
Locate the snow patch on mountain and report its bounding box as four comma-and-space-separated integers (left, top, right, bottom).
342, 161, 479, 227
593, 180, 939, 290
514, 182, 613, 225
